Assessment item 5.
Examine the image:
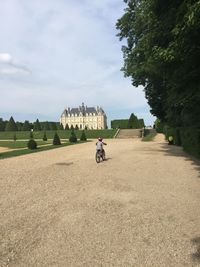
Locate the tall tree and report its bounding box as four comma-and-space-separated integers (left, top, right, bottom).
49, 122, 57, 131
33, 119, 41, 131
116, 0, 200, 127
43, 121, 50, 131
5, 116, 18, 131
22, 120, 31, 131
56, 122, 64, 130
0, 118, 5, 131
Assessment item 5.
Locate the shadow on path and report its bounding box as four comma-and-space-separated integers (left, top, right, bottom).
191, 237, 200, 263
159, 143, 200, 178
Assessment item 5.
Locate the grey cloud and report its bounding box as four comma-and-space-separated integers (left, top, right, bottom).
0, 53, 31, 75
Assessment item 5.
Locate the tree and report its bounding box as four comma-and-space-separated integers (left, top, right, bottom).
69, 129, 77, 143
49, 122, 57, 131
65, 123, 69, 130
13, 133, 17, 141
75, 124, 79, 130
27, 139, 37, 150
33, 119, 41, 131
57, 122, 64, 130
53, 132, 61, 145
116, 0, 200, 128
0, 118, 6, 131
16, 122, 23, 131
30, 131, 34, 139
43, 132, 47, 141
43, 121, 50, 131
127, 113, 139, 129
138, 119, 145, 128
5, 116, 18, 131
80, 131, 87, 141
22, 120, 31, 131
70, 125, 74, 130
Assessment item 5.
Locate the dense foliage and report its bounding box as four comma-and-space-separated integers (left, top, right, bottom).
80, 131, 87, 141
5, 117, 18, 131
111, 114, 145, 129
53, 132, 61, 145
116, 0, 200, 128
69, 129, 77, 143
27, 139, 37, 150
33, 119, 41, 131
111, 119, 129, 129
43, 132, 48, 141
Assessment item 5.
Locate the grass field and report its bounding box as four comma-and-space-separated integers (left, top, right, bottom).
142, 132, 157, 141
0, 140, 52, 149
0, 129, 117, 140
0, 141, 86, 160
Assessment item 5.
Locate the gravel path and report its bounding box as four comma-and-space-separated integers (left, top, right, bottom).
0, 137, 199, 266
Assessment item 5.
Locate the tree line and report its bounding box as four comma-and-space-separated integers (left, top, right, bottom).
116, 0, 200, 128
116, 0, 200, 157
0, 117, 80, 132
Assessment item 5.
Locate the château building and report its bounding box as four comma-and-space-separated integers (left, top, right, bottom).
60, 103, 107, 130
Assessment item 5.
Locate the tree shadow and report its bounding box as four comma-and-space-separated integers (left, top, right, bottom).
191, 237, 200, 262
159, 143, 200, 178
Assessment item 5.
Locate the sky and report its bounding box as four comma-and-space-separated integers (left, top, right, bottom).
0, 0, 156, 127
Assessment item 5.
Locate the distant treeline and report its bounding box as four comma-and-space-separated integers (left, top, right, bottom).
0, 117, 64, 131
111, 113, 145, 129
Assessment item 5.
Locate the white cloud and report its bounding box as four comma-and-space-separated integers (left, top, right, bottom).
0, 53, 31, 75
0, 53, 12, 63
0, 0, 154, 125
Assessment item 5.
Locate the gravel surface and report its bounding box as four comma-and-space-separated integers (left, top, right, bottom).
0, 137, 199, 267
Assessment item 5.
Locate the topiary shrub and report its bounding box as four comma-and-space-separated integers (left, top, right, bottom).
53, 132, 61, 145
30, 131, 34, 139
80, 130, 87, 141
27, 139, 37, 150
43, 132, 47, 141
13, 133, 17, 141
69, 129, 77, 143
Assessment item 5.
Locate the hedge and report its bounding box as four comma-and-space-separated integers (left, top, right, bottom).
163, 126, 200, 158
111, 119, 129, 129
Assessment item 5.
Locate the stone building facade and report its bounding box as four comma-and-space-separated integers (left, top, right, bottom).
60, 103, 107, 130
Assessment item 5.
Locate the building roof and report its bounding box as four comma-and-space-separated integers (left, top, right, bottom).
61, 103, 106, 117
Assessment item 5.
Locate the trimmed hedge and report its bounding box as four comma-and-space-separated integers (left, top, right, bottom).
111, 119, 129, 129
181, 128, 200, 158
27, 139, 37, 150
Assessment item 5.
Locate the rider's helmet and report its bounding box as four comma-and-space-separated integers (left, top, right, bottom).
98, 137, 102, 141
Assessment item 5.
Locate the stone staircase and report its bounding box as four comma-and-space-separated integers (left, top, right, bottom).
115, 129, 142, 139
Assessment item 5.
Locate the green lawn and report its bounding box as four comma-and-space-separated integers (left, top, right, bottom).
142, 132, 157, 141
0, 140, 52, 149
0, 141, 86, 160
0, 129, 117, 140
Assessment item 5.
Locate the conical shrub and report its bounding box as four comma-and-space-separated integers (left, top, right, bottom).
69, 129, 77, 143
43, 132, 47, 141
30, 131, 34, 139
80, 130, 87, 141
53, 132, 61, 145
27, 139, 37, 149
